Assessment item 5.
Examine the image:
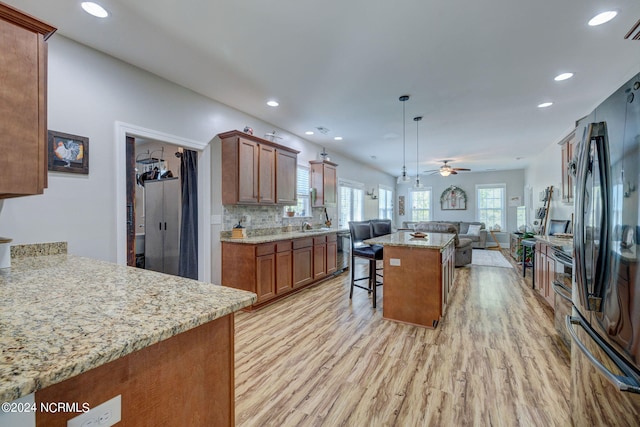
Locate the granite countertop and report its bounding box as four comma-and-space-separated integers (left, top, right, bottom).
220, 228, 345, 244
365, 231, 455, 250
0, 254, 256, 402
534, 235, 574, 253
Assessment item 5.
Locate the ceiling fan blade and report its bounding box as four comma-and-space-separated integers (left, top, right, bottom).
450, 170, 458, 175
452, 168, 471, 171
423, 169, 438, 173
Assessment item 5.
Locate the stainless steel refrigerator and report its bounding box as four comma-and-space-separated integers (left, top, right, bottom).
144, 178, 180, 275
570, 72, 640, 425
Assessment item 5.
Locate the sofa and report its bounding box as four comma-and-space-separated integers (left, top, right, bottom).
402, 220, 487, 249
413, 221, 473, 267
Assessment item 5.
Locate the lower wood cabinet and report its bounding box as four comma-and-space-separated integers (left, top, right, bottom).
293, 238, 313, 288
275, 242, 292, 294
222, 233, 338, 309
327, 234, 337, 274
313, 236, 327, 280
534, 240, 556, 307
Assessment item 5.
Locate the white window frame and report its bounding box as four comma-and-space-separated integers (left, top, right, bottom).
378, 185, 394, 220
476, 183, 506, 230
283, 165, 311, 218
338, 178, 365, 228
409, 187, 432, 222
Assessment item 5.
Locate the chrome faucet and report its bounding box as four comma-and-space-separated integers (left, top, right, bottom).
301, 221, 312, 231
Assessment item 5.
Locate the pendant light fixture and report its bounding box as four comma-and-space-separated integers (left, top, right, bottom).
397, 95, 411, 184
413, 116, 423, 188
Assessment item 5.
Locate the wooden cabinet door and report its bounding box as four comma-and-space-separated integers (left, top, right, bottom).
313, 243, 327, 280
545, 251, 556, 306
258, 144, 275, 204
237, 138, 259, 204
323, 164, 337, 205
256, 254, 276, 302
326, 239, 337, 275
534, 242, 544, 291
293, 246, 313, 288
0, 8, 54, 199
275, 250, 293, 294
276, 149, 297, 204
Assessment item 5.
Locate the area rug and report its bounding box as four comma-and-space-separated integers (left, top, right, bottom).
471, 249, 514, 268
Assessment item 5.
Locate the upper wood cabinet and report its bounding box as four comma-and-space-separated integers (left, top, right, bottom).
276, 149, 297, 204
559, 130, 576, 204
310, 160, 338, 207
0, 4, 56, 199
219, 130, 299, 205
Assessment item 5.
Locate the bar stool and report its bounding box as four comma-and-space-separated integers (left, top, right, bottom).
348, 221, 384, 308
522, 239, 536, 288
370, 219, 392, 281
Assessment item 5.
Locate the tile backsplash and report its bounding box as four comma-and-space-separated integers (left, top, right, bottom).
223, 205, 337, 233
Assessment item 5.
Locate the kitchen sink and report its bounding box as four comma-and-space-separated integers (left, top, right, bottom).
301, 227, 332, 233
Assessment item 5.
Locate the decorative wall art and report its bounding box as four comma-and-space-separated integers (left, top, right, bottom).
398, 195, 405, 216
440, 185, 467, 210
47, 130, 89, 174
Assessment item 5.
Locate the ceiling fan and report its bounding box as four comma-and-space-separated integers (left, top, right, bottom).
425, 160, 471, 177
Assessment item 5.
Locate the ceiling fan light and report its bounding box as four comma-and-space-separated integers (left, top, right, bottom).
440, 169, 451, 177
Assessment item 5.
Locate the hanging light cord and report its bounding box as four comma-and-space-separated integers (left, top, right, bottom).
399, 95, 410, 181
414, 116, 423, 187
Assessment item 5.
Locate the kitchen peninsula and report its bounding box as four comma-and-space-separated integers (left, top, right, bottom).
365, 231, 456, 328
0, 245, 256, 426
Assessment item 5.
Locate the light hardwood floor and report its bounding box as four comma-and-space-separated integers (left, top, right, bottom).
235, 251, 571, 426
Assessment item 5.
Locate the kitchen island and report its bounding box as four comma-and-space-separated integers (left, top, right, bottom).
365, 231, 456, 328
0, 247, 256, 426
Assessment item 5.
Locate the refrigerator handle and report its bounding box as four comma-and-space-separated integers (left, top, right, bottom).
566, 316, 640, 394
574, 124, 591, 308
592, 126, 611, 306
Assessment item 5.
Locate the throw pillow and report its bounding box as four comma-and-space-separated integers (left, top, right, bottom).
467, 224, 481, 236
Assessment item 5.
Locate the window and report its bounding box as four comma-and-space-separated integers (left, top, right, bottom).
378, 186, 393, 220
410, 188, 432, 221
338, 180, 364, 228
477, 184, 506, 230
283, 166, 310, 217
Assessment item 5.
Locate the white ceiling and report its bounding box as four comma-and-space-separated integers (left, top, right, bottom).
7, 0, 640, 177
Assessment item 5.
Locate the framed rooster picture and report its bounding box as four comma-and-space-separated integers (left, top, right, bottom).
47, 130, 89, 174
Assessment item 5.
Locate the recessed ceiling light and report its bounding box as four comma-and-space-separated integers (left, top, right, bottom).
588, 11, 618, 26
81, 2, 109, 18
305, 131, 314, 135
554, 72, 574, 81
538, 102, 553, 108
334, 136, 343, 141
266, 100, 279, 107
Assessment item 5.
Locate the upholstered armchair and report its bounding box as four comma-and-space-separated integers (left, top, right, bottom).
414, 221, 473, 267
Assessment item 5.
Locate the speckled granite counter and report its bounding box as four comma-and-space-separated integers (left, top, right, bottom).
0, 254, 256, 402
365, 231, 455, 250
220, 228, 345, 244
534, 235, 573, 253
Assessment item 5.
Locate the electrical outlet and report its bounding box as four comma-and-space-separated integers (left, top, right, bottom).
67, 395, 121, 427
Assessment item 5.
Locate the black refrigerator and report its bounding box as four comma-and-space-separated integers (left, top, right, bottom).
570, 72, 640, 425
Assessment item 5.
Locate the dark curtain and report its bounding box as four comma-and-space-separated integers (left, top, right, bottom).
179, 149, 198, 279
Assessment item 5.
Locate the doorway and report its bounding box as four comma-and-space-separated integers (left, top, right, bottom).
115, 122, 211, 282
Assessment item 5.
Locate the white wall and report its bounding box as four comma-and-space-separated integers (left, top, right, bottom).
395, 169, 525, 232
524, 136, 575, 232
0, 36, 394, 284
